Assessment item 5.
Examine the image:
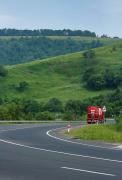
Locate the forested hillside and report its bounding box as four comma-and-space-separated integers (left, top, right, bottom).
0, 36, 103, 65
0, 35, 121, 65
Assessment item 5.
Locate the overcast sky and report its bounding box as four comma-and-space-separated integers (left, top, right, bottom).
0, 0, 122, 37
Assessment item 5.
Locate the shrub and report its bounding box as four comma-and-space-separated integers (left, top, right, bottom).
0, 65, 8, 77
83, 50, 95, 59
86, 74, 106, 90
65, 100, 82, 120
44, 98, 64, 113
16, 81, 29, 92
63, 112, 73, 121
35, 111, 54, 120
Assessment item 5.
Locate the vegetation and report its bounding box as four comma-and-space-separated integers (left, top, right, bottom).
67, 124, 122, 143
0, 87, 121, 121
65, 100, 82, 120
0, 36, 104, 65
82, 48, 122, 90
83, 49, 95, 59
0, 28, 96, 37
16, 81, 29, 92
0, 43, 122, 102
0, 65, 8, 77
0, 41, 121, 121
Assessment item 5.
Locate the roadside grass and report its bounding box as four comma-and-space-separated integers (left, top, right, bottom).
67, 124, 122, 143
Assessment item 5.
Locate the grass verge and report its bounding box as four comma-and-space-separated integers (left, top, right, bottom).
67, 124, 122, 143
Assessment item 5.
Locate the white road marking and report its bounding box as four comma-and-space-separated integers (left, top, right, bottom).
46, 128, 122, 150
116, 145, 122, 149
61, 167, 116, 177
0, 138, 122, 163
0, 125, 122, 163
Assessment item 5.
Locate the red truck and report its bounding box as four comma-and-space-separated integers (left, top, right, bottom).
87, 106, 105, 124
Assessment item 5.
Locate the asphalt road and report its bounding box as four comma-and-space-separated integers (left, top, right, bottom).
0, 124, 122, 180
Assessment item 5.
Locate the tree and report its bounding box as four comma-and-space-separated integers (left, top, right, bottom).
86, 74, 106, 90
82, 67, 95, 81
0, 36, 101, 65
104, 70, 121, 88
65, 100, 82, 120
44, 98, 63, 113
22, 99, 40, 114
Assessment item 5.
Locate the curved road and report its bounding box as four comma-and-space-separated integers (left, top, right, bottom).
0, 124, 122, 180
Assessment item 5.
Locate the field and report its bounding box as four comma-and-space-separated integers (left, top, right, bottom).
0, 42, 122, 102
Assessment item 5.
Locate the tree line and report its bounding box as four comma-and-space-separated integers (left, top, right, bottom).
0, 29, 96, 37
0, 88, 121, 120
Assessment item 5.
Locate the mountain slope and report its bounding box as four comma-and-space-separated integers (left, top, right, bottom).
0, 36, 121, 65
0, 42, 122, 102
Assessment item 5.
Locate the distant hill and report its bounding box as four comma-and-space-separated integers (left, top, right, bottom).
0, 42, 122, 102
0, 35, 121, 65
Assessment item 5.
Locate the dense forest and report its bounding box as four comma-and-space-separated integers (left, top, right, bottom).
0, 28, 96, 37
0, 37, 103, 65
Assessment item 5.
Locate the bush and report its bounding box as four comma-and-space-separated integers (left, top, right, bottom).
0, 106, 12, 120
44, 98, 63, 113
63, 112, 73, 121
16, 81, 29, 92
86, 74, 106, 90
65, 100, 82, 120
0, 65, 8, 77
83, 67, 122, 90
83, 50, 95, 59
35, 111, 54, 120
115, 116, 122, 132
22, 99, 40, 114
116, 121, 122, 132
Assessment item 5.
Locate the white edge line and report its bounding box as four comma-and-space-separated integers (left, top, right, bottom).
0, 138, 122, 163
0, 125, 122, 163
117, 145, 122, 149
61, 167, 116, 177
46, 127, 122, 150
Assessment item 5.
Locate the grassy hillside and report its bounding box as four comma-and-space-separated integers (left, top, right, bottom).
0, 42, 122, 102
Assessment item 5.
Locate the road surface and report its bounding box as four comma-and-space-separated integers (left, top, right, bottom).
0, 124, 122, 180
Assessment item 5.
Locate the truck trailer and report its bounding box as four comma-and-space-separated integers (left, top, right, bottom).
87, 106, 105, 124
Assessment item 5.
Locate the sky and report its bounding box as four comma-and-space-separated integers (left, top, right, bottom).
0, 0, 122, 37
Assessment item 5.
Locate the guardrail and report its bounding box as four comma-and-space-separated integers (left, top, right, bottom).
0, 119, 115, 124
0, 120, 86, 124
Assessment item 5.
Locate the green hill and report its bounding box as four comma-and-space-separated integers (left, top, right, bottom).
0, 42, 122, 102
0, 36, 121, 65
